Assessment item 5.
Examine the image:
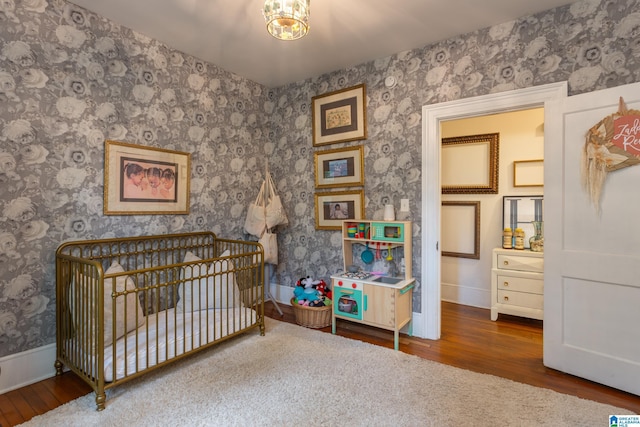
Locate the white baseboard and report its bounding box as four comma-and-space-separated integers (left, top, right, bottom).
0, 343, 57, 394
441, 282, 490, 309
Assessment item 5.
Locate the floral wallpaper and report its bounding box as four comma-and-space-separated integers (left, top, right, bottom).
1, 0, 640, 358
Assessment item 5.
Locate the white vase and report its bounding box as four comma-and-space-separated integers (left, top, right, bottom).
383, 204, 395, 221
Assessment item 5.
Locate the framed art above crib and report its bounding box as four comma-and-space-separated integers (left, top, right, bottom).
104, 140, 190, 215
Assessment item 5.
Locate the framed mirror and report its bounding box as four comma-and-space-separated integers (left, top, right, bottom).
503, 195, 543, 249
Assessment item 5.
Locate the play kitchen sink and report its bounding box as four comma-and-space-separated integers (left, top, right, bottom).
371, 276, 404, 285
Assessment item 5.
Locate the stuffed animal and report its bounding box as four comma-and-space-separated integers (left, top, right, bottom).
314, 280, 332, 301
294, 275, 327, 306
294, 285, 321, 305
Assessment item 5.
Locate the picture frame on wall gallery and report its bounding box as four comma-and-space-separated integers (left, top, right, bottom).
441, 133, 499, 194
441, 201, 481, 259
314, 190, 365, 230
312, 84, 367, 146
104, 140, 190, 215
314, 145, 364, 189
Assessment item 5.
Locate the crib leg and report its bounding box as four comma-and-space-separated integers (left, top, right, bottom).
54, 359, 64, 376
96, 392, 106, 411
259, 318, 265, 336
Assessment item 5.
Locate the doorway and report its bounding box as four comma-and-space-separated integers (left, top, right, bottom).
439, 109, 544, 308
419, 82, 567, 340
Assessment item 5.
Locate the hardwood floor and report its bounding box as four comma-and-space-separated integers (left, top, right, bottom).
2, 301, 638, 425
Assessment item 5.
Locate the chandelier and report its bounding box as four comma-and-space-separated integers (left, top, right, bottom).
263, 0, 310, 41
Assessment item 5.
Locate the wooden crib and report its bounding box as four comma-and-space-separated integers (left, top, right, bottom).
55, 232, 264, 411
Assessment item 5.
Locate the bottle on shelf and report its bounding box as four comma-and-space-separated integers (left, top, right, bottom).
514, 228, 525, 250
502, 228, 513, 249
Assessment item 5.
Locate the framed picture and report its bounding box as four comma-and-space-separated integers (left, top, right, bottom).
104, 140, 190, 215
314, 146, 364, 189
312, 84, 367, 146
441, 133, 499, 194
441, 201, 480, 259
513, 159, 544, 187
503, 195, 543, 249
314, 190, 365, 230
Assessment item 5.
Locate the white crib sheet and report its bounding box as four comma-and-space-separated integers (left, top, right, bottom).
103, 307, 257, 382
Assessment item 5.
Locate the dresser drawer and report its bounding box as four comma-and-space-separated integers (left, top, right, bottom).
497, 289, 543, 310
496, 274, 543, 294
497, 254, 543, 273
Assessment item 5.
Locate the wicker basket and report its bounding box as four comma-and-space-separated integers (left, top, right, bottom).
290, 298, 332, 328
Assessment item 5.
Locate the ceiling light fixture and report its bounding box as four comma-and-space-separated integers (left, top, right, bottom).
263, 0, 310, 41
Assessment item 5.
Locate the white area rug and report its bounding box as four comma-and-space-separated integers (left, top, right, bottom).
22, 318, 633, 426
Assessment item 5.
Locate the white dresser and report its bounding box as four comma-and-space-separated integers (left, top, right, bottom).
491, 248, 543, 321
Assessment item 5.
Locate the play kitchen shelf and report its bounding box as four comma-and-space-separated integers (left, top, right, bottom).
341, 220, 413, 281
331, 220, 414, 350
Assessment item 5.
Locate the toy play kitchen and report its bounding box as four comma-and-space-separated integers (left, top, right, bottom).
331, 220, 415, 350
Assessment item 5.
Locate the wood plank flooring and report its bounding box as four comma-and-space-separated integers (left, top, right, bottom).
2, 301, 638, 426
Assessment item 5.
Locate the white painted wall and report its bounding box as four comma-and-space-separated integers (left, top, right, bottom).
440, 108, 544, 308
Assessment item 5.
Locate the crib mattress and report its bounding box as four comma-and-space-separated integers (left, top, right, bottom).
102, 307, 257, 382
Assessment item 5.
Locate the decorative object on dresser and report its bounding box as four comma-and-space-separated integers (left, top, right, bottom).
491, 248, 543, 321
502, 195, 543, 250
331, 220, 414, 350
55, 232, 265, 411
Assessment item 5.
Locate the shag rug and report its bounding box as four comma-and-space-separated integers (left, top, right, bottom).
22, 318, 632, 427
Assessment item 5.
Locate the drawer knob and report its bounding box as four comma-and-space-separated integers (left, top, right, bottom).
503, 296, 509, 302
503, 260, 509, 266
503, 281, 509, 287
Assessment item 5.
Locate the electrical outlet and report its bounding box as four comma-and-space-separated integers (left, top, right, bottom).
400, 198, 409, 212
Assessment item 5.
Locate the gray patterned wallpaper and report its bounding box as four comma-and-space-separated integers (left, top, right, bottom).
1, 0, 639, 357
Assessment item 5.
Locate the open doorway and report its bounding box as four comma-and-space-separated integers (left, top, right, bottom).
439, 109, 544, 309
419, 82, 567, 340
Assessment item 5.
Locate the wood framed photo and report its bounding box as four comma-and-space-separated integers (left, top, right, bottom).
441, 201, 480, 259
513, 159, 544, 187
104, 140, 190, 215
312, 84, 367, 146
314, 190, 365, 230
314, 145, 364, 189
441, 133, 499, 194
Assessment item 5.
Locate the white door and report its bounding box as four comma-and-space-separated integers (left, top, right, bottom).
544, 82, 640, 395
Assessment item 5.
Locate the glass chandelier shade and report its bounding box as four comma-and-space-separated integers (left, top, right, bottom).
263, 0, 310, 41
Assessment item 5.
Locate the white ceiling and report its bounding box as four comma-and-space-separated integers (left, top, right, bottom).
69, 0, 577, 88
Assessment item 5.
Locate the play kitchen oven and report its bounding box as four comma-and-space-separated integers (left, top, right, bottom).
333, 274, 366, 320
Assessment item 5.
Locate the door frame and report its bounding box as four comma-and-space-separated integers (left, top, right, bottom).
420, 82, 568, 340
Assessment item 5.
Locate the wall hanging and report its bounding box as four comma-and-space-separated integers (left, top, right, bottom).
441, 133, 499, 194
314, 145, 364, 189
582, 97, 640, 212
104, 140, 190, 215
312, 84, 367, 146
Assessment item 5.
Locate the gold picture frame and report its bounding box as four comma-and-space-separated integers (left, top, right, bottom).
314, 190, 365, 230
104, 140, 190, 215
513, 159, 544, 187
314, 145, 364, 189
312, 84, 367, 146
441, 133, 499, 194
441, 201, 480, 259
